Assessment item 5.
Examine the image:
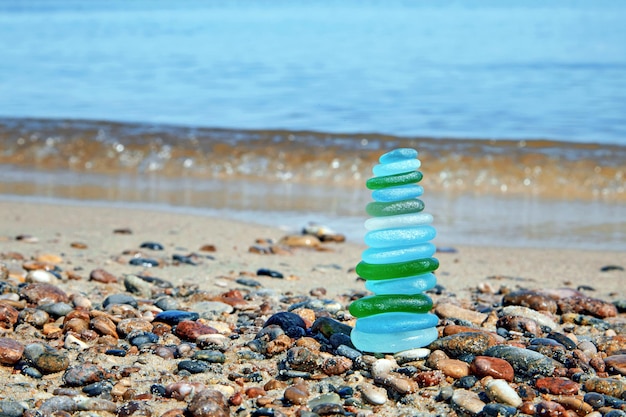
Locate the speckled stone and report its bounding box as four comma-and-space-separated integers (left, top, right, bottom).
175, 320, 218, 341
23, 342, 69, 374
0, 337, 24, 365
584, 377, 626, 398
535, 377, 580, 395
428, 332, 498, 357
483, 345, 557, 378
502, 289, 558, 313
19, 283, 69, 305
0, 304, 18, 330
604, 354, 626, 376
186, 389, 230, 417
557, 296, 618, 318
63, 363, 106, 386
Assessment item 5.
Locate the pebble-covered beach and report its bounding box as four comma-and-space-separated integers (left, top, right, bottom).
0, 201, 624, 417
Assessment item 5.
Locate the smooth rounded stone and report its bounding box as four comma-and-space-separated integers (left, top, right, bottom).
351, 326, 438, 353
178, 360, 209, 374
0, 337, 24, 365
39, 302, 73, 318
0, 401, 27, 417
605, 411, 626, 417
349, 294, 433, 317
187, 389, 229, 417
394, 347, 431, 364
154, 310, 200, 325
263, 312, 306, 339
373, 157, 421, 176
429, 332, 497, 358
63, 363, 105, 386
256, 268, 284, 279
38, 396, 77, 415
535, 377, 580, 395
497, 315, 542, 336
502, 289, 558, 313
557, 295, 618, 318
501, 305, 558, 329
336, 344, 362, 361
19, 283, 69, 305
355, 312, 438, 333
290, 298, 343, 314
283, 386, 309, 405
236, 277, 262, 287
89, 268, 118, 283
470, 356, 514, 382
0, 304, 18, 330
117, 318, 153, 338
584, 392, 605, 408
285, 346, 322, 372
82, 381, 113, 397
604, 354, 626, 376
484, 345, 557, 378
154, 296, 180, 311
25, 269, 58, 283
75, 397, 119, 413
364, 212, 433, 231
102, 293, 138, 309
365, 273, 437, 295
359, 382, 387, 405
128, 331, 159, 348
481, 403, 518, 417
17, 307, 49, 328
366, 170, 423, 190
595, 335, 626, 356
123, 275, 153, 297
23, 342, 69, 374
140, 241, 164, 250
455, 375, 479, 389
64, 334, 89, 350
584, 377, 626, 398
437, 359, 470, 379
484, 378, 522, 407
328, 333, 352, 349
128, 257, 159, 267
105, 348, 127, 357
451, 389, 486, 416
547, 331, 578, 350
364, 225, 435, 249
192, 301, 234, 317
434, 303, 488, 326
362, 242, 436, 264
175, 320, 218, 341
372, 184, 424, 202
535, 400, 567, 416
21, 364, 42, 378
193, 350, 226, 364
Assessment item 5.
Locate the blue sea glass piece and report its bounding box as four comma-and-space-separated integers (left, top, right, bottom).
365, 273, 437, 295
364, 212, 433, 231
355, 312, 439, 333
373, 159, 421, 176
350, 326, 438, 353
362, 242, 436, 264
372, 184, 424, 202
364, 225, 437, 248
379, 148, 418, 164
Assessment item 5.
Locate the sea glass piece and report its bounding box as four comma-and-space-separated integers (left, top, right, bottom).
364, 225, 436, 248
365, 273, 437, 295
379, 148, 418, 164
373, 159, 421, 176
362, 243, 436, 264
350, 326, 438, 353
364, 212, 433, 231
366, 171, 423, 190
365, 199, 425, 217
356, 257, 439, 280
349, 293, 433, 317
372, 184, 424, 202
355, 312, 439, 333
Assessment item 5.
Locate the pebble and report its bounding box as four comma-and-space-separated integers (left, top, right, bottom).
394, 347, 430, 363
483, 378, 522, 407
451, 389, 486, 415
19, 282, 69, 305
501, 305, 558, 329
103, 293, 138, 308
535, 400, 567, 417
428, 332, 497, 357
481, 403, 518, 417
129, 257, 160, 267
187, 389, 230, 417
263, 312, 306, 338
192, 301, 234, 317
359, 382, 387, 405
584, 377, 626, 398
435, 303, 488, 325
0, 401, 27, 417
124, 274, 154, 297
25, 269, 58, 283
178, 360, 210, 374
604, 354, 626, 376
0, 304, 18, 330
155, 310, 200, 325
0, 337, 24, 365
470, 356, 514, 382
256, 268, 284, 278
90, 268, 118, 283
39, 301, 73, 317
193, 350, 226, 364
23, 342, 70, 374
175, 320, 218, 341
557, 295, 618, 318
484, 345, 557, 378
437, 358, 470, 379
535, 377, 580, 395
284, 385, 309, 405
140, 241, 164, 250
502, 289, 558, 313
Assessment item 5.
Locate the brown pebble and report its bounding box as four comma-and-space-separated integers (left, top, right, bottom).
245, 387, 267, 398
435, 303, 488, 325
496, 315, 542, 336
19, 283, 69, 305
175, 320, 218, 341
265, 334, 292, 356
161, 410, 186, 417
199, 244, 216, 252
470, 356, 515, 382
584, 376, 626, 398
321, 356, 353, 375
114, 228, 133, 234
557, 296, 617, 318
283, 385, 308, 405
89, 268, 118, 283
604, 354, 626, 376
117, 318, 153, 338
0, 337, 24, 364
428, 332, 498, 357
35, 254, 63, 264
595, 335, 626, 356
263, 380, 286, 391
414, 370, 444, 387
437, 358, 470, 379
187, 389, 229, 417
166, 382, 207, 401
22, 260, 55, 271
535, 400, 567, 417
90, 315, 119, 339
535, 377, 580, 395
502, 289, 558, 313
70, 242, 88, 249
0, 303, 19, 330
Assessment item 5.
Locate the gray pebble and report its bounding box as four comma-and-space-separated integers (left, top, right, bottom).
38, 396, 77, 415
0, 401, 27, 417
24, 342, 69, 374
484, 345, 557, 378
102, 293, 138, 309
123, 274, 153, 298
154, 296, 180, 311
39, 302, 73, 318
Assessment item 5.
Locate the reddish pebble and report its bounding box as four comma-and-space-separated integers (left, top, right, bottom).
175, 320, 218, 341
19, 283, 69, 305
89, 268, 118, 283
0, 304, 19, 330
245, 387, 266, 398
604, 354, 626, 376
414, 370, 444, 387
0, 337, 25, 364
470, 356, 515, 382
535, 377, 580, 395
283, 385, 308, 405
535, 400, 567, 416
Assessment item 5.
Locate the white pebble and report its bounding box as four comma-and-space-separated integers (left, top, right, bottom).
394, 348, 431, 364
26, 269, 57, 283
370, 358, 396, 378
359, 382, 387, 405
484, 378, 522, 407
451, 389, 485, 415
64, 334, 89, 350
501, 306, 558, 329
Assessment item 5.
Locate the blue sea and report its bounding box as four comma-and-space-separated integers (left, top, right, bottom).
1, 0, 625, 144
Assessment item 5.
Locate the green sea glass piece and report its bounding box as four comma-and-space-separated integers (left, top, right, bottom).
349, 294, 433, 318
366, 199, 425, 217
356, 257, 439, 280
366, 171, 423, 190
